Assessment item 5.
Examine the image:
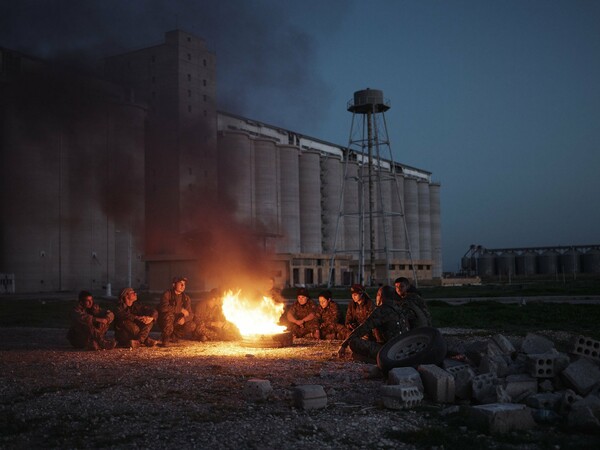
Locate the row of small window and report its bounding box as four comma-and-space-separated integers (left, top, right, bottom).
151, 76, 207, 85
151, 55, 208, 66
389, 264, 431, 271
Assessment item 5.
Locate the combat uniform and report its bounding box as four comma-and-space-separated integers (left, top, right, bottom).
67, 301, 115, 350
394, 292, 432, 329
287, 299, 318, 338
316, 300, 348, 340
158, 289, 196, 342
193, 299, 240, 341
114, 299, 158, 347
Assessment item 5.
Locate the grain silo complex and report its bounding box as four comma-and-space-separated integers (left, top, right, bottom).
0, 30, 442, 293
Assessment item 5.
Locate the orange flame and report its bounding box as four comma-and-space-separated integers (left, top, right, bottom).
221, 290, 286, 336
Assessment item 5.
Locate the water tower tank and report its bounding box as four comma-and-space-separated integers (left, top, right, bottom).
582, 249, 600, 273
348, 88, 390, 113
560, 249, 581, 274
538, 250, 559, 275
477, 252, 496, 277
516, 251, 537, 275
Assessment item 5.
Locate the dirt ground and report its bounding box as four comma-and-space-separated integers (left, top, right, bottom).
1, 327, 599, 449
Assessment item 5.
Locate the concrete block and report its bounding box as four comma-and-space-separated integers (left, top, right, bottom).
538, 379, 554, 393
468, 403, 536, 434
454, 366, 476, 401
490, 334, 516, 355
495, 385, 511, 403
380, 384, 423, 410
520, 333, 555, 355
479, 354, 510, 377
472, 372, 498, 404
526, 353, 556, 378
560, 389, 583, 414
442, 358, 469, 371
293, 385, 327, 410
244, 378, 272, 401
465, 340, 488, 366
570, 335, 600, 362
561, 357, 600, 396
504, 374, 538, 401
418, 364, 455, 403
387, 367, 424, 392
525, 392, 562, 411
567, 400, 600, 432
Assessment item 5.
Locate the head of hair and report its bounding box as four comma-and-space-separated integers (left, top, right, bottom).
78, 290, 92, 302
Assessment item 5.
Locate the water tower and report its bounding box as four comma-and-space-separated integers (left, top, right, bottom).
328, 89, 416, 286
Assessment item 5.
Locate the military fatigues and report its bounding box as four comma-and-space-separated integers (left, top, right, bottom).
346, 302, 409, 361
316, 300, 349, 340
67, 302, 114, 350
394, 292, 432, 329
287, 299, 319, 338
114, 300, 158, 346
193, 300, 240, 341
158, 289, 196, 342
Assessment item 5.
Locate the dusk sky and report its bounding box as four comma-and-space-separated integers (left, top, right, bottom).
2, 0, 599, 272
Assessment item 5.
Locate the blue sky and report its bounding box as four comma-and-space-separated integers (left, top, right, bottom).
2, 0, 599, 271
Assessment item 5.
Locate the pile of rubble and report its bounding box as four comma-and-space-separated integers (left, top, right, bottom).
380, 332, 600, 434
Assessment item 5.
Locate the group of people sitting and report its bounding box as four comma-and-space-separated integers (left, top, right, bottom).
67, 275, 431, 362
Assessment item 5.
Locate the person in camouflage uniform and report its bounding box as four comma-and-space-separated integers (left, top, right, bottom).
157, 276, 196, 346
67, 290, 116, 351
315, 290, 349, 340
393, 277, 432, 329
114, 287, 158, 348
338, 285, 409, 362
345, 284, 378, 340
193, 288, 240, 341
286, 287, 318, 338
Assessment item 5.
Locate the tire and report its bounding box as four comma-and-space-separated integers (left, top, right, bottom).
240, 331, 293, 348
376, 327, 446, 372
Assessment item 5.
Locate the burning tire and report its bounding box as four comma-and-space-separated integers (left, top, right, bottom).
377, 327, 446, 372
240, 331, 293, 348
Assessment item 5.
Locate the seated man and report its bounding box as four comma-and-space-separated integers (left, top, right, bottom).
315, 290, 348, 340
286, 287, 319, 338
114, 287, 158, 348
157, 276, 196, 346
345, 284, 378, 340
393, 277, 432, 329
338, 286, 408, 363
67, 290, 116, 351
193, 288, 240, 342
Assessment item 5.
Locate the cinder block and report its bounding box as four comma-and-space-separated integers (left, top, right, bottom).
561, 358, 600, 396
472, 372, 498, 404
490, 334, 516, 355
468, 403, 536, 434
479, 354, 510, 377
418, 364, 455, 403
526, 353, 556, 378
293, 385, 327, 410
244, 378, 272, 401
504, 374, 538, 401
453, 366, 476, 401
570, 335, 600, 362
495, 385, 511, 403
442, 358, 469, 371
387, 367, 424, 393
520, 333, 555, 355
560, 389, 583, 414
380, 384, 423, 410
526, 392, 562, 410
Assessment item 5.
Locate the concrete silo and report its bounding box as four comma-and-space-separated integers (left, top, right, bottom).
376, 168, 393, 259
299, 150, 322, 253
276, 144, 301, 253
417, 180, 431, 261
217, 131, 254, 224
477, 252, 496, 277
516, 251, 538, 275
582, 249, 600, 274
343, 161, 360, 256
404, 177, 420, 260
429, 183, 442, 278
253, 139, 280, 233
538, 250, 559, 275
321, 156, 344, 252
391, 172, 407, 257
560, 249, 581, 275
497, 251, 516, 277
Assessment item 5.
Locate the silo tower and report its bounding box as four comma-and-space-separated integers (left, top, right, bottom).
328, 88, 416, 286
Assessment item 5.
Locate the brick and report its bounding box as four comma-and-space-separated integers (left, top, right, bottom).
526, 353, 556, 378
570, 335, 600, 362
468, 403, 536, 434
561, 358, 600, 396
520, 333, 555, 355
472, 372, 498, 404
387, 367, 424, 393
380, 385, 423, 410
293, 385, 327, 410
418, 364, 455, 403
243, 378, 272, 401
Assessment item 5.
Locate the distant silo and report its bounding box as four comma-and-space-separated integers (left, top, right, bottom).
538, 250, 559, 275
461, 256, 475, 272
321, 156, 343, 252
299, 150, 322, 253
343, 161, 360, 255
404, 177, 420, 259
417, 180, 431, 261
277, 144, 301, 253
217, 131, 254, 224
254, 139, 279, 231
391, 172, 407, 256
516, 251, 538, 275
497, 251, 516, 276
582, 249, 600, 273
560, 249, 581, 274
477, 252, 496, 277
377, 168, 393, 259
429, 183, 442, 278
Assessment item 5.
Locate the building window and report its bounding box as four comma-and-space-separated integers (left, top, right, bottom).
418, 265, 424, 270
399, 264, 405, 270
203, 79, 207, 86
305, 268, 314, 285
188, 89, 192, 97
203, 94, 207, 102
388, 264, 395, 270
293, 268, 300, 285
187, 53, 191, 61
187, 74, 191, 81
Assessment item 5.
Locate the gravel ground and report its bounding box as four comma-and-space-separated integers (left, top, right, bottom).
1, 327, 599, 449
